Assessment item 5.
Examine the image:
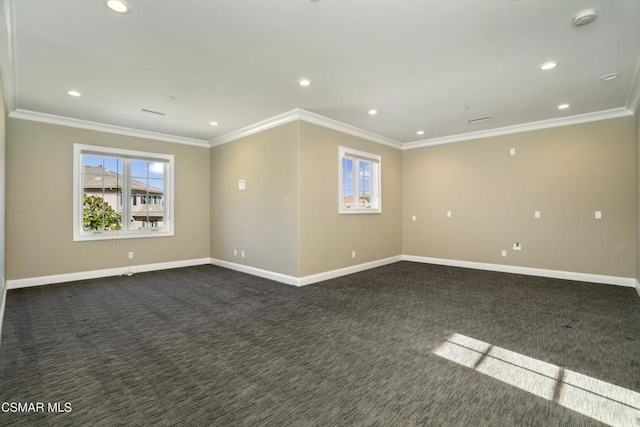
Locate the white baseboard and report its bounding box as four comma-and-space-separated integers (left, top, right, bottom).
297, 256, 402, 286
209, 258, 300, 286
402, 255, 637, 288
209, 255, 402, 287
4, 255, 637, 294
5, 258, 212, 290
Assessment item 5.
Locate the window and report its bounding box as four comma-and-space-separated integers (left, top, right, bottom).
339, 146, 381, 214
73, 144, 174, 241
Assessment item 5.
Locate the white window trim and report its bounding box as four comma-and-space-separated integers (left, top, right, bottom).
73, 144, 175, 241
338, 146, 382, 214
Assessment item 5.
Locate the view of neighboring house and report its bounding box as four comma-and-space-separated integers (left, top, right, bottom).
83, 165, 164, 229
341, 194, 371, 208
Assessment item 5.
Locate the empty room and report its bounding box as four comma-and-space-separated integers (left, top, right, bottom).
1, 0, 639, 425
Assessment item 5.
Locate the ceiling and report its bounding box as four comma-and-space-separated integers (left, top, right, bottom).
1, 0, 640, 147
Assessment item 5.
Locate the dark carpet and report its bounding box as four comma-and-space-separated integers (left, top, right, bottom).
1, 262, 639, 426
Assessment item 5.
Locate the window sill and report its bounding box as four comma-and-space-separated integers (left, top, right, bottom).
73, 230, 174, 242
339, 209, 381, 215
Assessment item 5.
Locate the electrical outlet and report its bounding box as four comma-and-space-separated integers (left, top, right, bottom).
352, 251, 356, 258
595, 211, 602, 219
513, 242, 522, 251
501, 250, 507, 257
234, 249, 237, 256
510, 148, 516, 156
241, 250, 245, 258
534, 211, 541, 219
128, 252, 134, 259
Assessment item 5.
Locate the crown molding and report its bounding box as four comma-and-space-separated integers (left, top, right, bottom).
626, 54, 640, 114
9, 109, 210, 147
296, 109, 402, 149
209, 109, 302, 147
209, 108, 403, 149
0, 0, 17, 113
402, 107, 634, 150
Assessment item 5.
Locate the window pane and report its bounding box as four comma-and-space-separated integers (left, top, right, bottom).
148, 162, 165, 179
131, 177, 164, 229
342, 158, 354, 207
359, 160, 371, 208
131, 159, 166, 179
148, 179, 165, 227
131, 159, 149, 179
81, 155, 123, 231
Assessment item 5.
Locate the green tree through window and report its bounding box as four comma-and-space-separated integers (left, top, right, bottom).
83, 194, 122, 231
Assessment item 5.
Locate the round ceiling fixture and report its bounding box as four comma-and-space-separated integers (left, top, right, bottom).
67, 90, 81, 97
368, 109, 378, 115
209, 121, 219, 126
298, 79, 312, 87
600, 73, 620, 81
104, 0, 130, 14
557, 103, 570, 110
572, 9, 597, 27
416, 130, 425, 135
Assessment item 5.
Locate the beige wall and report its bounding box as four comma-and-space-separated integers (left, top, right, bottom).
6, 119, 210, 280
636, 110, 640, 283
403, 116, 637, 278
298, 122, 402, 276
210, 122, 300, 277
4, 113, 639, 282
0, 74, 6, 322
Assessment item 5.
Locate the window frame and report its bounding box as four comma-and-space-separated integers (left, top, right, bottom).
73, 144, 175, 241
338, 146, 382, 214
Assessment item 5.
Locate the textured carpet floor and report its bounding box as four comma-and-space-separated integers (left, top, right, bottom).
1, 262, 639, 426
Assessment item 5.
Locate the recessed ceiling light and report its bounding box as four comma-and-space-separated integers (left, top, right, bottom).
368, 109, 378, 115
600, 73, 620, 81
416, 130, 424, 135
572, 9, 597, 27
104, 0, 130, 14
67, 90, 81, 97
209, 121, 219, 126
557, 103, 570, 110
298, 79, 312, 87
540, 61, 558, 71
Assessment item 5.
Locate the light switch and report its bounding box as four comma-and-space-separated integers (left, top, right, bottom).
412, 215, 416, 221
510, 148, 516, 156
238, 179, 246, 190
534, 211, 541, 219
447, 211, 452, 218
595, 211, 602, 219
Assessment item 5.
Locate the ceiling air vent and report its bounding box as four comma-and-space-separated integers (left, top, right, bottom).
467, 116, 492, 124
141, 108, 166, 116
